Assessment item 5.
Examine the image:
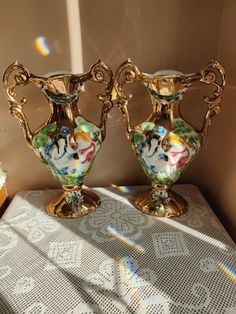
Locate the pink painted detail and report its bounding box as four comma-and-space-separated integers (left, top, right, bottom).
79, 143, 96, 164
169, 147, 190, 169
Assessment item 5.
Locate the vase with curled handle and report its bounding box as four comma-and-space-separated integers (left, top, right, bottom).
3, 60, 113, 218
115, 59, 225, 217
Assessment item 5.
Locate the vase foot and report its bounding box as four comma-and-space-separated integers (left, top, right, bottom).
133, 187, 188, 217
46, 188, 101, 218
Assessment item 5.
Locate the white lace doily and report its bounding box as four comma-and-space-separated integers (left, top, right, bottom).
0, 185, 235, 313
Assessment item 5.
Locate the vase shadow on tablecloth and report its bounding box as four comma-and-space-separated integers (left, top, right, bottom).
0, 292, 17, 314
1, 222, 135, 314
3, 186, 235, 313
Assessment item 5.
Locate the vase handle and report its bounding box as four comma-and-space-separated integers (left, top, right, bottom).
114, 59, 142, 135
88, 60, 114, 140
3, 61, 33, 147
199, 60, 226, 145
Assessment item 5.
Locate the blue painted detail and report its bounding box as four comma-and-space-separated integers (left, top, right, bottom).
45, 141, 57, 158
61, 127, 69, 135
157, 126, 166, 137
58, 167, 69, 175
45, 90, 78, 105
150, 165, 158, 173
159, 153, 167, 160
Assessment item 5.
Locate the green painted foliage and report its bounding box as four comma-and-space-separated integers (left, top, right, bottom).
131, 131, 146, 144
40, 123, 57, 135
174, 119, 185, 128
61, 174, 86, 186
32, 134, 48, 149
173, 119, 201, 146
139, 157, 184, 186
48, 165, 86, 185
140, 122, 155, 131
33, 123, 57, 149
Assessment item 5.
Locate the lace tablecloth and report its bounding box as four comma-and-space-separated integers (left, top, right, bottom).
0, 185, 235, 314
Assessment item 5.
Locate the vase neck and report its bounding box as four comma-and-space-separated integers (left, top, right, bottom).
49, 102, 79, 127
147, 96, 182, 126
146, 79, 187, 106
169, 100, 181, 121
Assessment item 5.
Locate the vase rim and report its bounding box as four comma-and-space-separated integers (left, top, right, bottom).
43, 71, 72, 78
144, 70, 195, 78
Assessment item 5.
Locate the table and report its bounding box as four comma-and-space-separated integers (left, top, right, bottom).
0, 185, 235, 314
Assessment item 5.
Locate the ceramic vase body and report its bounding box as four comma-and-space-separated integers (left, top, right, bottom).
3, 61, 113, 218
115, 61, 225, 217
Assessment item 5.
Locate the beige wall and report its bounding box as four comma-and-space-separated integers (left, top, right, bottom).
0, 0, 235, 239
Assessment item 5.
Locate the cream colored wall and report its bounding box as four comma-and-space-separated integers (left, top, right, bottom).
205, 0, 236, 239
0, 1, 235, 239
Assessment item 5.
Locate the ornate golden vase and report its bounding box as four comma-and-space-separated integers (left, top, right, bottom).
3, 60, 113, 218
115, 60, 225, 217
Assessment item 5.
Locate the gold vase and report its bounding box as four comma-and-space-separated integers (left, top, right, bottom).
3, 60, 113, 218
115, 60, 225, 217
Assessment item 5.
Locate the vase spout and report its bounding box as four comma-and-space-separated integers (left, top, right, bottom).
143, 70, 201, 104
30, 73, 85, 105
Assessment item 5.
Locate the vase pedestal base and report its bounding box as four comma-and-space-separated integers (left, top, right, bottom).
134, 188, 188, 217
46, 188, 101, 218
